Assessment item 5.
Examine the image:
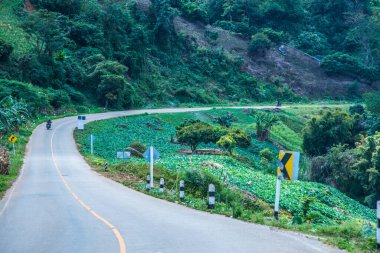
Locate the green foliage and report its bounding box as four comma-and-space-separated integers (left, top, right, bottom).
176, 121, 216, 151
259, 148, 274, 162
349, 104, 365, 115
252, 111, 279, 142
302, 110, 355, 156
214, 112, 236, 127
0, 39, 13, 62
217, 134, 236, 154
321, 52, 379, 81
74, 110, 376, 225
364, 92, 380, 115
248, 33, 271, 56
294, 32, 330, 56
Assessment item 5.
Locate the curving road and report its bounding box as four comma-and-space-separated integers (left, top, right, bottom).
0, 107, 344, 253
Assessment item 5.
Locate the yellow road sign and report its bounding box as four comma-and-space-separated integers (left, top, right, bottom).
277, 150, 300, 181
8, 134, 17, 144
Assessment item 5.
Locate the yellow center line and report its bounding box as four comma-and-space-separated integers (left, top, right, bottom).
50, 121, 127, 253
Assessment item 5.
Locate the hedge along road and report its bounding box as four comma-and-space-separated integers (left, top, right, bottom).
0, 106, 345, 253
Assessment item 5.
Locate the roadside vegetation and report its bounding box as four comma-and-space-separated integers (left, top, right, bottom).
75, 104, 379, 252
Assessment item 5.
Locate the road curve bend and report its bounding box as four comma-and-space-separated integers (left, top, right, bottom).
0, 107, 344, 253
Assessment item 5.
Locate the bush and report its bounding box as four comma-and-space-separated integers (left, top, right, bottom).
129, 141, 147, 154
321, 52, 379, 81
0, 39, 13, 62
47, 88, 71, 109
294, 32, 330, 56
259, 148, 274, 162
302, 110, 355, 156
184, 169, 220, 198
363, 92, 380, 115
260, 28, 284, 44
349, 104, 365, 115
248, 33, 271, 56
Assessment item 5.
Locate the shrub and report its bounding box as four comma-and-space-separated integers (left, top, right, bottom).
321, 52, 379, 81
129, 141, 147, 154
294, 32, 330, 56
259, 148, 274, 162
302, 110, 355, 156
0, 39, 13, 62
349, 104, 365, 115
260, 28, 284, 44
363, 92, 380, 115
248, 33, 271, 56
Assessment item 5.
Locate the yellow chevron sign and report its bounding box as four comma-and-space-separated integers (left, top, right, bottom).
277, 150, 300, 181
8, 134, 17, 144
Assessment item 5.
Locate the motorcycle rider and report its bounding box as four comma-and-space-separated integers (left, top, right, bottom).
46, 119, 52, 130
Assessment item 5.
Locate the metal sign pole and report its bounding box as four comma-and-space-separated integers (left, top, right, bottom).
150, 146, 154, 188
274, 175, 281, 220
12, 143, 15, 155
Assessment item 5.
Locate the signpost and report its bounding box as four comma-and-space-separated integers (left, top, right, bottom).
116, 151, 131, 159
143, 146, 160, 188
8, 134, 17, 155
274, 150, 300, 220
77, 115, 86, 130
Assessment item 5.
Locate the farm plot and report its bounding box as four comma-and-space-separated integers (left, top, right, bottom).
74, 109, 375, 225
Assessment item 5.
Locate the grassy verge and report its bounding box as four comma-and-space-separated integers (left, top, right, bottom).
83, 155, 375, 253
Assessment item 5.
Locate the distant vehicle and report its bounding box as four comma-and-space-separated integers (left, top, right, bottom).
46, 120, 52, 130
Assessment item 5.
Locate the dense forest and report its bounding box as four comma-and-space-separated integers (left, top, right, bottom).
0, 0, 379, 114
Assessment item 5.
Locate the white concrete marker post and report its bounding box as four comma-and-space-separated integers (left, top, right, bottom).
208, 184, 215, 209
377, 201, 380, 252
160, 178, 164, 193
150, 146, 154, 188
90, 134, 94, 155
180, 180, 185, 201
146, 175, 151, 190
274, 175, 281, 220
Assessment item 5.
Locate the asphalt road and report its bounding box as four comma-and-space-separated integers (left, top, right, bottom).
0, 107, 345, 253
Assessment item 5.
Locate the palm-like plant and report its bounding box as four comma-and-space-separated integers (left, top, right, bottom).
252, 111, 279, 141
0, 96, 30, 142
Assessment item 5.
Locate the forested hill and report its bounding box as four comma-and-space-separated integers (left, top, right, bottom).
0, 0, 380, 113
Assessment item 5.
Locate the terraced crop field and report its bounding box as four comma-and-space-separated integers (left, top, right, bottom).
75, 107, 375, 225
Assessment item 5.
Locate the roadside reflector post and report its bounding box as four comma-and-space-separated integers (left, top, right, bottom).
150, 146, 154, 188
179, 180, 184, 201
208, 184, 215, 209
377, 201, 380, 252
90, 134, 94, 155
160, 178, 164, 193
274, 175, 281, 220
146, 175, 151, 190
104, 162, 108, 172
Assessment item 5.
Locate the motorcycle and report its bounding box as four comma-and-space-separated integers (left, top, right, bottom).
46, 121, 52, 130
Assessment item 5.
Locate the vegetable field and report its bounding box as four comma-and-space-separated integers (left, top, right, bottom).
74, 108, 375, 225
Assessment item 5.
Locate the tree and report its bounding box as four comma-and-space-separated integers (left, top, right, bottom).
294, 32, 330, 56
86, 60, 136, 108
252, 111, 279, 141
176, 122, 215, 152
214, 113, 236, 127
248, 33, 271, 57
217, 135, 236, 154
22, 10, 67, 57
302, 110, 355, 156
364, 92, 380, 115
